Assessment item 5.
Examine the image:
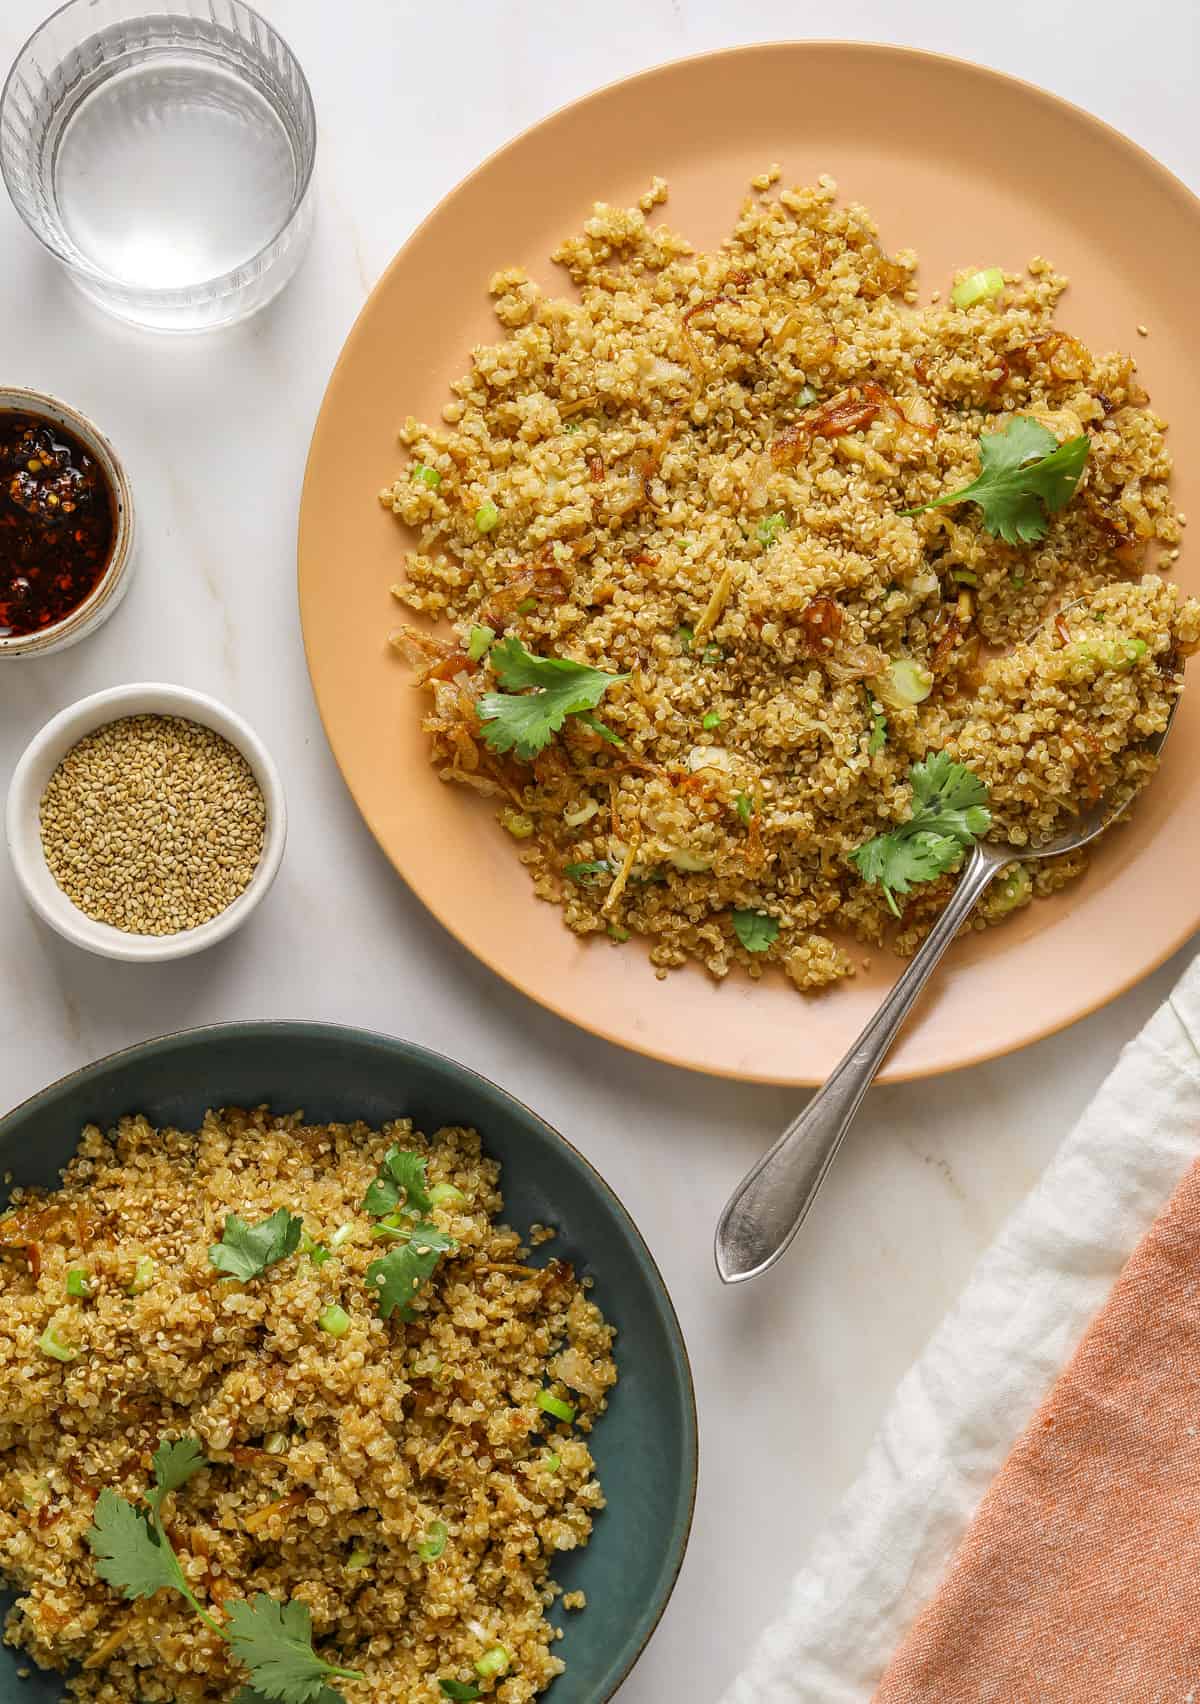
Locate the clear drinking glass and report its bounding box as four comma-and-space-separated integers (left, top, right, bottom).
0, 0, 316, 331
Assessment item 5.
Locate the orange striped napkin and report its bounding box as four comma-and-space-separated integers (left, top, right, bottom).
723, 961, 1200, 1704
874, 1151, 1200, 1702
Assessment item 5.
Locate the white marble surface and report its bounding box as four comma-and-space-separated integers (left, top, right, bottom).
1, 2, 1197, 1697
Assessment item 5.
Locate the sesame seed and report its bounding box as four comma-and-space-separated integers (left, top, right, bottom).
38, 715, 266, 935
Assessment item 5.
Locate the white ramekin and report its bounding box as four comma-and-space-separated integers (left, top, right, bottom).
5, 683, 286, 961
0, 386, 135, 657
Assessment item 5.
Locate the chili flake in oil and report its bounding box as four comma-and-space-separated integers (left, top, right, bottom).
0, 410, 116, 638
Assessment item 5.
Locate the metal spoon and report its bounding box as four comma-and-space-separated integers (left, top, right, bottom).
714, 697, 1180, 1286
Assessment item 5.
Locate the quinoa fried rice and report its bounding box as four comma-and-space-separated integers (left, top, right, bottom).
382, 173, 1200, 992
0, 1109, 616, 1701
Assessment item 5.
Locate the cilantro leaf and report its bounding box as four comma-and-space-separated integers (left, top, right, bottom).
564, 858, 668, 888
731, 909, 780, 952
146, 1438, 207, 1517
478, 638, 626, 761
224, 1594, 361, 1704
564, 859, 614, 886
853, 828, 964, 906
87, 1488, 184, 1600
367, 1222, 455, 1321
208, 1208, 304, 1282
575, 709, 624, 747
904, 415, 1089, 545
362, 1148, 433, 1218
87, 1438, 361, 1700
362, 1175, 400, 1217
850, 755, 991, 916
910, 751, 991, 836
439, 1684, 484, 1701
233, 1691, 347, 1704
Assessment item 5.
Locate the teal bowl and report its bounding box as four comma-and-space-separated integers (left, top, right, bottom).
0, 1022, 697, 1704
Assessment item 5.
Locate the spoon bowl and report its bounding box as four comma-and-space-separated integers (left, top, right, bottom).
715, 694, 1182, 1286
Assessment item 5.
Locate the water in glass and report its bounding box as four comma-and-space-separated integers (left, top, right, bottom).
56, 52, 297, 292
1, 2, 316, 331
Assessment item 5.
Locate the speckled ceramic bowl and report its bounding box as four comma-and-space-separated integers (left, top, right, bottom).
0, 1023, 697, 1704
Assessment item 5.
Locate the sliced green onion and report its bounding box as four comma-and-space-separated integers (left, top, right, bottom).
536, 1389, 576, 1424
607, 923, 630, 942
514, 597, 537, 615
264, 1431, 290, 1455
702, 711, 721, 731
474, 1647, 510, 1679
1011, 573, 1026, 588
418, 1518, 448, 1562
950, 568, 978, 586
411, 463, 442, 488
66, 1268, 91, 1299
38, 1324, 77, 1363
874, 657, 934, 708
795, 383, 819, 407
864, 690, 888, 757
676, 624, 694, 651
467, 624, 495, 662
1073, 636, 1149, 672
541, 1452, 561, 1474
19, 1474, 49, 1510
439, 1682, 483, 1701
127, 1255, 156, 1296
951, 267, 1005, 309
702, 643, 722, 665
474, 501, 500, 534
318, 1304, 351, 1337
666, 846, 711, 873
563, 798, 600, 829
993, 863, 1033, 915
735, 793, 754, 826
563, 421, 583, 434
300, 1231, 331, 1267
345, 1547, 371, 1571
500, 808, 535, 839
429, 1183, 466, 1208
755, 511, 787, 548
329, 1223, 355, 1251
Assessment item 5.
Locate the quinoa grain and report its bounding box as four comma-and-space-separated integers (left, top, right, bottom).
381, 175, 1197, 991
0, 1108, 615, 1702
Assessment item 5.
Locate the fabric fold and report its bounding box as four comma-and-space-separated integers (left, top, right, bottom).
722, 954, 1200, 1704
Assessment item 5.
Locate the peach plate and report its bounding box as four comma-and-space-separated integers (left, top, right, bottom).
298, 42, 1200, 1086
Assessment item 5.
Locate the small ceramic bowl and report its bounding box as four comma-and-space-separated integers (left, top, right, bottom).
5, 682, 286, 961
0, 386, 135, 657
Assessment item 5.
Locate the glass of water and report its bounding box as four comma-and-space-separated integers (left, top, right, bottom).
0, 0, 316, 332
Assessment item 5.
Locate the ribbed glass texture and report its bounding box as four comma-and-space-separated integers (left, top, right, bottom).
1, 0, 316, 330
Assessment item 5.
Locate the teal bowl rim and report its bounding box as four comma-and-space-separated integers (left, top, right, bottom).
0, 1020, 699, 1703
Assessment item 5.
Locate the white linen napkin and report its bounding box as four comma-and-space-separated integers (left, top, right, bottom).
722, 953, 1200, 1704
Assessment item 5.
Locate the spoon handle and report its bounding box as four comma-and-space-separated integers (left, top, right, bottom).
714, 843, 1004, 1285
